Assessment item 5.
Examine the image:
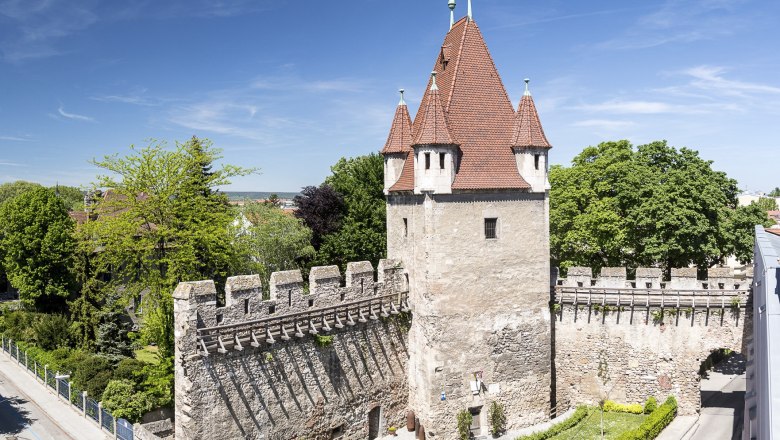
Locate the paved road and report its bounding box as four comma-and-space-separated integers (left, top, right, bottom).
0, 368, 76, 439
689, 355, 745, 440
0, 354, 106, 440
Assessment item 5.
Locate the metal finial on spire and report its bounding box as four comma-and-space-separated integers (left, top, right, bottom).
448, 0, 456, 29
524, 78, 531, 96
399, 89, 406, 106
430, 71, 439, 91
467, 0, 472, 21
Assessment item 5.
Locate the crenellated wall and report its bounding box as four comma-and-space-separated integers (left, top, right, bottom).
173, 260, 410, 440
553, 266, 752, 416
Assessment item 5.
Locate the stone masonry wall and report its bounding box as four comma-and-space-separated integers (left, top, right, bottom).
388, 192, 551, 438
173, 260, 410, 440
553, 267, 752, 416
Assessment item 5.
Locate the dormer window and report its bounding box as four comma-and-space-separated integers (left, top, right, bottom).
425, 152, 431, 170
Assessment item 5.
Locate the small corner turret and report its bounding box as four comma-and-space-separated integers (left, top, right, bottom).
512, 78, 551, 193
381, 89, 414, 194
411, 71, 460, 195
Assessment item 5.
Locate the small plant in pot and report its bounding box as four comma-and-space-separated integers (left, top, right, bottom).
388, 426, 397, 436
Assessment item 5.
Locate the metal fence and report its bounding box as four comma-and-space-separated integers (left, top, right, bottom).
117, 418, 134, 440
0, 336, 135, 439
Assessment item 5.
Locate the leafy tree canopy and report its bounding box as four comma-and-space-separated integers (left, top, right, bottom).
752, 197, 778, 212
79, 137, 254, 357
318, 153, 386, 270
234, 202, 315, 287
550, 140, 770, 273
293, 184, 345, 249
0, 181, 43, 205
0, 187, 76, 310
769, 187, 780, 197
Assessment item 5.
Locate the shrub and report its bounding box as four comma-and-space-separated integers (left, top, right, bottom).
603, 400, 644, 414
515, 405, 588, 440
0, 310, 37, 342
69, 353, 113, 398
457, 410, 472, 440
616, 396, 677, 440
32, 314, 73, 350
643, 396, 657, 414
113, 358, 148, 382
488, 401, 507, 436
102, 379, 155, 422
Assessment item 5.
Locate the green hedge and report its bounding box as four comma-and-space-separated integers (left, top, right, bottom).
515, 406, 588, 440
616, 396, 677, 440
603, 400, 644, 414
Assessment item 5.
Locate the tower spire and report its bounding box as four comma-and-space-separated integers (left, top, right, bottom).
399, 88, 406, 106
430, 71, 438, 91
524, 78, 531, 96
448, 0, 456, 29
467, 0, 472, 21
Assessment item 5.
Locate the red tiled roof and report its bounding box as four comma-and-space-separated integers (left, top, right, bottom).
512, 93, 551, 149
381, 102, 414, 154
413, 76, 457, 146
389, 17, 531, 192
389, 151, 415, 192
766, 228, 780, 237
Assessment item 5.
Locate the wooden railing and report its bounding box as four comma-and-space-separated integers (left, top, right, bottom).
195, 291, 409, 356
553, 286, 748, 309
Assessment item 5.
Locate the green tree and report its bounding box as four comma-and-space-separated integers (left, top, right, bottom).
753, 197, 778, 212
768, 187, 780, 197
0, 187, 76, 310
317, 153, 386, 270
53, 185, 85, 211
80, 138, 253, 358
0, 181, 43, 205
235, 202, 315, 287
550, 140, 766, 272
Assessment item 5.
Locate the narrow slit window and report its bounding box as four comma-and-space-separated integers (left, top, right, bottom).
244, 298, 249, 314
403, 218, 408, 237
425, 152, 431, 170
484, 218, 497, 239
288, 289, 292, 306
534, 154, 540, 170
269, 305, 276, 314
440, 152, 446, 169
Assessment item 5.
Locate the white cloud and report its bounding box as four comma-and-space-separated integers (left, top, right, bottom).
683, 65, 780, 96
576, 99, 740, 115
573, 119, 636, 130
0, 135, 30, 141
597, 0, 750, 50
57, 106, 95, 122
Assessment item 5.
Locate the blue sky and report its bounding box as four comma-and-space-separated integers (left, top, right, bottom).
1, 0, 778, 192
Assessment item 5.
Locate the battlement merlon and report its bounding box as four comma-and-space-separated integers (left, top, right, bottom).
173, 259, 406, 329
556, 266, 751, 290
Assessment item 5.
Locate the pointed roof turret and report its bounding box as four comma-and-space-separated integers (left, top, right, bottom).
511, 79, 551, 149
413, 72, 457, 146
381, 89, 414, 154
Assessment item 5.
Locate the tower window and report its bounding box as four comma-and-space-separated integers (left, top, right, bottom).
244, 298, 249, 314
425, 152, 431, 170
534, 154, 540, 170
484, 218, 498, 239
403, 218, 408, 237
440, 152, 446, 169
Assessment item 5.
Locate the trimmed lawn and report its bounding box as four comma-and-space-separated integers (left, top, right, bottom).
134, 345, 160, 364
551, 409, 646, 440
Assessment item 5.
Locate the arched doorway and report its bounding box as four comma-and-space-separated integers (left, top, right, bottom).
692, 349, 745, 440
368, 406, 381, 440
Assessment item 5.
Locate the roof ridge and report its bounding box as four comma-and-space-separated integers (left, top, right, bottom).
445, 17, 470, 113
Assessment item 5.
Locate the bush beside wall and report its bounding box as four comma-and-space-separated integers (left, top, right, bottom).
616, 396, 677, 440
515, 406, 588, 440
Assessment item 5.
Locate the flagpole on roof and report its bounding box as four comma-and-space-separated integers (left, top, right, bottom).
448, 0, 456, 29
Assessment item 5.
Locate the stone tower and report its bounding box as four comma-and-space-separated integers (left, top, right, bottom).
380, 13, 553, 439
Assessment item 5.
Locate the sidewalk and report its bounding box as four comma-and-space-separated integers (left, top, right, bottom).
656, 415, 698, 440
0, 354, 108, 439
